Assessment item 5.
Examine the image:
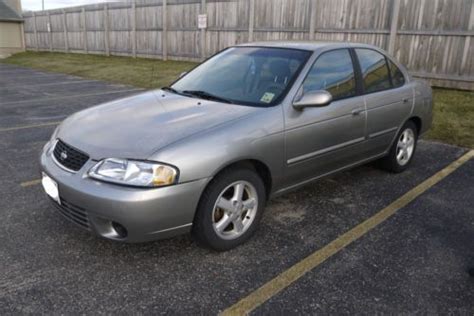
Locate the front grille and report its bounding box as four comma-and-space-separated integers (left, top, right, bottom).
53, 139, 89, 172
51, 198, 91, 230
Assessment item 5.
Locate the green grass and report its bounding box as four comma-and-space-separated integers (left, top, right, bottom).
2, 51, 197, 89
2, 52, 473, 148
427, 88, 474, 148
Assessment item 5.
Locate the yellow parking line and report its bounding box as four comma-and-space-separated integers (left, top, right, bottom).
0, 122, 60, 133
20, 179, 42, 187
221, 149, 474, 316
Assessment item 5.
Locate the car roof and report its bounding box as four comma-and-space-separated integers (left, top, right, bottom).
236, 41, 379, 52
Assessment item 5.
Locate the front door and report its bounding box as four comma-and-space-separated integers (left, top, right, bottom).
284, 49, 367, 186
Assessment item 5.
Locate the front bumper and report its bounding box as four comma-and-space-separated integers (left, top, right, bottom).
40, 142, 210, 242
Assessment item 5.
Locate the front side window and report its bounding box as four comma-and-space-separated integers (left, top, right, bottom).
172, 47, 311, 107
355, 48, 391, 94
301, 49, 356, 101
388, 60, 405, 88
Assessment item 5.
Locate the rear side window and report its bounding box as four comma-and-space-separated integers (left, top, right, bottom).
302, 49, 356, 101
355, 49, 391, 94
388, 60, 405, 88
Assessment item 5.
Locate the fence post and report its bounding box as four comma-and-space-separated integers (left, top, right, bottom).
132, 2, 137, 58
388, 0, 401, 55
104, 4, 110, 56
82, 8, 88, 53
460, 2, 473, 74
200, 0, 206, 60
248, 0, 255, 42
47, 12, 53, 52
162, 0, 168, 60
62, 9, 68, 52
33, 11, 38, 51
308, 0, 316, 40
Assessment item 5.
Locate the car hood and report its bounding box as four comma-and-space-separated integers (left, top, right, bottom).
57, 90, 261, 160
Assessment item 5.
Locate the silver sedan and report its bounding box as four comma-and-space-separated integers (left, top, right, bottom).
40, 42, 433, 251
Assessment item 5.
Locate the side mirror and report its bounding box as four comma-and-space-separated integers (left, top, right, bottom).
179, 71, 187, 78
292, 90, 333, 110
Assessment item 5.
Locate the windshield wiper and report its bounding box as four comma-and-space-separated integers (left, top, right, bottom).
161, 86, 180, 94
182, 90, 234, 104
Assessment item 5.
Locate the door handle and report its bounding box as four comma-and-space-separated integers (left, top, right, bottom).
402, 98, 409, 103
351, 108, 364, 116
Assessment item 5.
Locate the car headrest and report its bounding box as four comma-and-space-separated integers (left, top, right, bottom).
269, 60, 291, 84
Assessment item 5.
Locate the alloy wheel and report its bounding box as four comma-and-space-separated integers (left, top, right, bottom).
211, 181, 258, 240
396, 128, 415, 166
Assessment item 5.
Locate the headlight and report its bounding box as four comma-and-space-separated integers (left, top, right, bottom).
88, 158, 178, 187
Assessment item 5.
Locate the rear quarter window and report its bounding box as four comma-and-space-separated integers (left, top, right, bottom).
388, 60, 405, 88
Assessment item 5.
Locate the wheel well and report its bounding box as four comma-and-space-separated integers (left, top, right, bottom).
215, 160, 272, 199
409, 116, 422, 135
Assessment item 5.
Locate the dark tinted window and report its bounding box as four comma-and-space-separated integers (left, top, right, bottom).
356, 49, 391, 93
388, 60, 405, 87
302, 49, 356, 100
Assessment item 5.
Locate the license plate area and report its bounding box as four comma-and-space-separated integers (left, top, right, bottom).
42, 172, 60, 205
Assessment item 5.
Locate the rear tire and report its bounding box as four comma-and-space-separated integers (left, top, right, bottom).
379, 120, 418, 173
192, 168, 266, 251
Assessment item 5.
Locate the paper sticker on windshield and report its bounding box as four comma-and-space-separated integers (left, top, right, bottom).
260, 92, 275, 103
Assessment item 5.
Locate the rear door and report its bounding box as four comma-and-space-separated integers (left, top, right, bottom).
354, 48, 413, 156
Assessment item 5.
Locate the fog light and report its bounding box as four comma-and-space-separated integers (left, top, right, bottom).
112, 221, 128, 238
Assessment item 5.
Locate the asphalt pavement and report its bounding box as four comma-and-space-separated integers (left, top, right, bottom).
0, 64, 472, 314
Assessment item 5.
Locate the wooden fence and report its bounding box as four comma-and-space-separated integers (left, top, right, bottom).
22, 0, 474, 90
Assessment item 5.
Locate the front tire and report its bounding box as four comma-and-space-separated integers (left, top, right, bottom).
192, 168, 266, 251
379, 120, 418, 173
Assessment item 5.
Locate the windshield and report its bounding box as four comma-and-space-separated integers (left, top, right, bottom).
171, 47, 312, 107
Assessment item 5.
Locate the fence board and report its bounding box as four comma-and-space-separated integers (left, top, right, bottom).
22, 0, 474, 89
